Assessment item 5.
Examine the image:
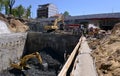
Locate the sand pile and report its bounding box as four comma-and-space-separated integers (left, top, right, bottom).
89, 23, 120, 76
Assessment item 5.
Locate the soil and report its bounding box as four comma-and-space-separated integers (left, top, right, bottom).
0, 13, 29, 33
88, 23, 120, 76
9, 19, 29, 32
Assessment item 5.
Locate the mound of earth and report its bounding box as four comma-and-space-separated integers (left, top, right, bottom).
112, 23, 120, 35
89, 23, 120, 76
0, 13, 29, 33
9, 19, 29, 32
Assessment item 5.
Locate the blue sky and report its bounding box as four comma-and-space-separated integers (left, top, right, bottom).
15, 0, 120, 18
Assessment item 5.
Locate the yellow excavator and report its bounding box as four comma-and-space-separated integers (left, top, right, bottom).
44, 15, 64, 32
11, 52, 42, 70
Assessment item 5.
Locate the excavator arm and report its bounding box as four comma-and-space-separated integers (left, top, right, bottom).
44, 15, 64, 32
11, 52, 42, 70
53, 15, 64, 26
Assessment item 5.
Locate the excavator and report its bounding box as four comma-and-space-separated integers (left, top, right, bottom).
11, 52, 42, 70
44, 15, 64, 32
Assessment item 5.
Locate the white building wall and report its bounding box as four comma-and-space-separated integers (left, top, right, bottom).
48, 4, 58, 17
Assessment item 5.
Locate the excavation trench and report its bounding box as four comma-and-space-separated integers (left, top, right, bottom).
0, 32, 80, 76
0, 48, 62, 76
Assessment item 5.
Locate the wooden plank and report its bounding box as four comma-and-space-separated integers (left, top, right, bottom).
58, 37, 82, 76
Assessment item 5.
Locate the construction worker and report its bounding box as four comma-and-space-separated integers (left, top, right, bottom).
64, 50, 67, 62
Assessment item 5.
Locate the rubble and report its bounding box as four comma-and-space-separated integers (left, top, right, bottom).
89, 23, 120, 76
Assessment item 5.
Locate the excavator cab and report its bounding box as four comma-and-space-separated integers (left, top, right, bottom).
44, 15, 64, 32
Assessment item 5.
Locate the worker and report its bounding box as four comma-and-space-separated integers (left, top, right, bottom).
93, 28, 99, 38
64, 50, 67, 62
88, 27, 94, 37
64, 50, 70, 62
80, 25, 84, 36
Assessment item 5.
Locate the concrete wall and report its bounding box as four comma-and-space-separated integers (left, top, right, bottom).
0, 33, 27, 71
27, 22, 44, 32
0, 32, 80, 71
25, 32, 80, 62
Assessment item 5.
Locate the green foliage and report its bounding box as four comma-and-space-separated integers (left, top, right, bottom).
63, 11, 69, 17
0, 0, 32, 18
0, 4, 3, 12
0, 0, 15, 14
12, 5, 24, 18
0, 0, 4, 12
17, 5, 24, 18
12, 8, 18, 17
12, 5, 32, 19
3, 0, 9, 14
25, 5, 31, 18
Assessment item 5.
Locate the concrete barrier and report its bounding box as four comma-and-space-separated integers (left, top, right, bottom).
0, 33, 27, 71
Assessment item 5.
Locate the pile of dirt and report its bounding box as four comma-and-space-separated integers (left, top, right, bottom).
9, 19, 29, 32
112, 23, 120, 35
89, 23, 120, 76
0, 13, 29, 33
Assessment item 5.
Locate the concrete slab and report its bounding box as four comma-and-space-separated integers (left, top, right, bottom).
71, 37, 97, 76
79, 37, 92, 54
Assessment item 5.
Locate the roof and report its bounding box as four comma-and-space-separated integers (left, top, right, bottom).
37, 12, 120, 21
50, 14, 62, 18
66, 12, 120, 20
38, 3, 50, 7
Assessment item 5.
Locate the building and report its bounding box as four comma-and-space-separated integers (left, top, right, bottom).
36, 12, 120, 30
28, 12, 120, 32
64, 13, 120, 30
37, 3, 58, 18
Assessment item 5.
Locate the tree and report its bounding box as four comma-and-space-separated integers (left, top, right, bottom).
26, 5, 31, 18
12, 8, 18, 17
12, 5, 25, 18
0, 0, 4, 12
3, 0, 9, 15
63, 11, 69, 17
8, 0, 15, 14
17, 5, 24, 18
0, 0, 15, 14
12, 5, 32, 18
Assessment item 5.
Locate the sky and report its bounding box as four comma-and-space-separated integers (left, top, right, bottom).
14, 0, 120, 18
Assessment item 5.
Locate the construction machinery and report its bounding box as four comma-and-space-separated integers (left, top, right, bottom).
44, 15, 64, 32
11, 52, 42, 70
